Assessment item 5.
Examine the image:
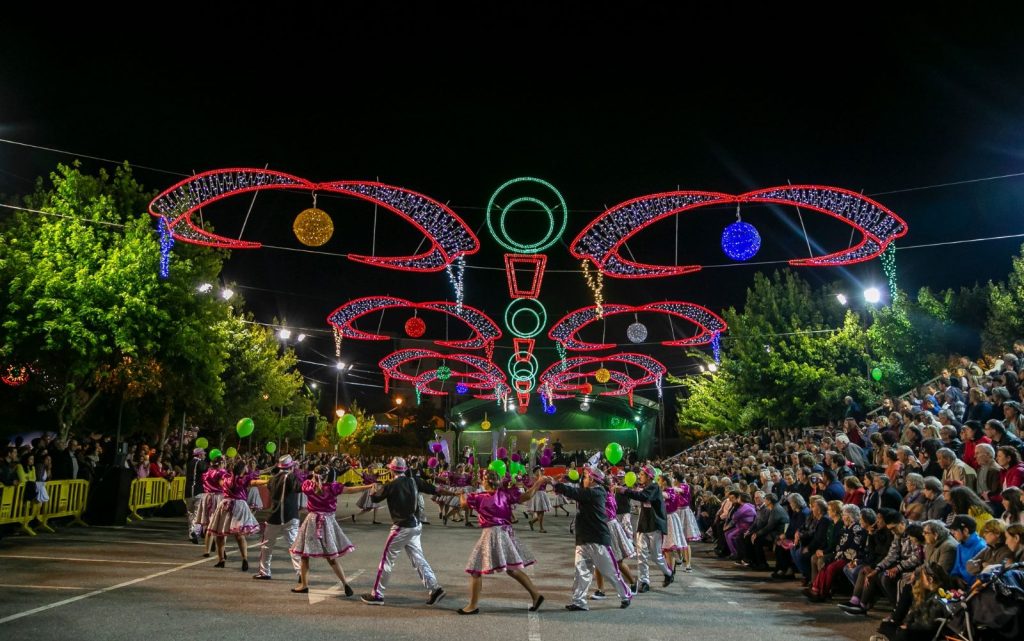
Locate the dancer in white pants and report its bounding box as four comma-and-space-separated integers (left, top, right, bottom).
254, 455, 303, 582
552, 467, 632, 610
618, 466, 674, 592
361, 458, 455, 606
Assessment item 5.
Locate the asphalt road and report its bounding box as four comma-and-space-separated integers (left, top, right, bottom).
0, 498, 877, 641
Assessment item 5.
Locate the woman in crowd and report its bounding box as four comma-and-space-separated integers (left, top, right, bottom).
948, 485, 994, 530
524, 466, 552, 533
772, 492, 808, 580
1001, 486, 1024, 526
966, 519, 1013, 576
804, 504, 866, 602
809, 500, 844, 585
995, 446, 1024, 502
793, 497, 830, 586
877, 563, 953, 641
457, 469, 544, 615
291, 465, 372, 594
961, 420, 991, 469
883, 448, 902, 485
1007, 523, 1024, 565
900, 473, 927, 521
843, 476, 865, 506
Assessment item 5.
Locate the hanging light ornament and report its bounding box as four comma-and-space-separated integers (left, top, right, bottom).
711, 331, 721, 364
405, 316, 426, 338
293, 199, 334, 247
881, 244, 899, 304
545, 404, 556, 414
595, 368, 611, 384
581, 259, 604, 318
333, 326, 344, 358
2, 365, 30, 387
627, 321, 648, 344
580, 382, 593, 395
721, 204, 761, 261
455, 382, 469, 394
436, 365, 451, 381
158, 216, 174, 279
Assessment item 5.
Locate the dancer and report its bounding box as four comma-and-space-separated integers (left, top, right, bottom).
290, 465, 372, 594
524, 466, 552, 532
351, 468, 382, 524
550, 472, 573, 517
361, 457, 455, 606
196, 456, 227, 557
676, 473, 702, 548
552, 467, 633, 611
618, 466, 674, 592
456, 469, 545, 614
253, 455, 304, 582
184, 447, 208, 544
593, 474, 637, 598
659, 473, 687, 575
615, 472, 635, 541
208, 461, 266, 571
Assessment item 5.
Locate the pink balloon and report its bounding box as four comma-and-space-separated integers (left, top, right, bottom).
427, 457, 439, 468
540, 455, 552, 466
430, 442, 443, 453
510, 453, 521, 462
543, 448, 553, 457
496, 447, 508, 459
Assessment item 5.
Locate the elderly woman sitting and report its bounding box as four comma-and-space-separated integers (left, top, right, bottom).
803, 503, 867, 602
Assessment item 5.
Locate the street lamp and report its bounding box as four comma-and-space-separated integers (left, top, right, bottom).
220, 288, 235, 300
278, 328, 292, 340
395, 396, 403, 406
836, 293, 848, 306
335, 408, 345, 418
864, 287, 882, 304
708, 363, 718, 372
297, 333, 306, 342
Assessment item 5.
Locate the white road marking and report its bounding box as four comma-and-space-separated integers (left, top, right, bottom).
0, 555, 180, 565
25, 537, 193, 547
0, 584, 89, 591
726, 600, 739, 605
528, 610, 541, 641
0, 555, 214, 624
307, 570, 364, 605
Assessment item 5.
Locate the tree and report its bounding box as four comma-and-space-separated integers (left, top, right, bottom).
984, 243, 1024, 354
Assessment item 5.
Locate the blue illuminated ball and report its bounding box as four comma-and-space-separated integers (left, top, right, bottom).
455, 382, 468, 395
544, 404, 556, 414
721, 221, 761, 261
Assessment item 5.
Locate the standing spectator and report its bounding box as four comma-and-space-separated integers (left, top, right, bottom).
49, 439, 77, 480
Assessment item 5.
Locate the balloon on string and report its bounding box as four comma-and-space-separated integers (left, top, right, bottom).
871, 367, 883, 381
226, 447, 238, 458
195, 437, 209, 449
539, 454, 552, 466
209, 448, 222, 461
430, 441, 444, 454
427, 457, 439, 468
236, 418, 255, 438
481, 420, 491, 431
488, 459, 507, 477
542, 448, 553, 458
265, 442, 277, 454
510, 452, 521, 462
496, 447, 508, 459
624, 471, 637, 487
604, 442, 624, 465
567, 469, 580, 481
336, 414, 358, 438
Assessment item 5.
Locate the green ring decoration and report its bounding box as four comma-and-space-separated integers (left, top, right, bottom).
485, 177, 568, 252
504, 298, 547, 339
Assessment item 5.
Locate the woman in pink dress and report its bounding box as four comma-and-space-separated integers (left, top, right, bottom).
291, 465, 372, 594
195, 457, 227, 557
456, 470, 545, 614
208, 461, 267, 571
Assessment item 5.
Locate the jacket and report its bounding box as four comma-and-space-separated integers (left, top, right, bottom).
950, 532, 987, 584
371, 474, 440, 527
267, 470, 302, 525
864, 526, 894, 566
754, 503, 789, 541
622, 482, 668, 534
804, 516, 833, 554
877, 531, 924, 573
185, 457, 208, 499
925, 534, 959, 573
556, 483, 611, 547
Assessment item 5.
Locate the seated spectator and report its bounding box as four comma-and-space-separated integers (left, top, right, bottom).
821, 469, 846, 501
961, 420, 991, 469
938, 447, 978, 492
974, 443, 1003, 506
994, 446, 1024, 503
948, 514, 986, 587
839, 510, 922, 616
794, 497, 831, 586
872, 472, 904, 512
1007, 524, 1024, 565
923, 519, 958, 574
984, 419, 1024, 459
876, 562, 953, 641
773, 493, 808, 579
948, 485, 994, 531
966, 519, 1013, 576
748, 492, 789, 571
918, 439, 944, 479
843, 476, 865, 506
883, 448, 903, 485
804, 503, 866, 602
1001, 487, 1024, 526
809, 500, 844, 585
922, 477, 951, 522
967, 387, 994, 423
724, 492, 756, 560
901, 473, 926, 518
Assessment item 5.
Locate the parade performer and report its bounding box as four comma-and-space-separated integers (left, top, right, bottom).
208, 461, 267, 571
659, 473, 687, 575
524, 466, 552, 532
253, 455, 304, 582
184, 447, 208, 544
675, 473, 699, 570
196, 456, 227, 557
553, 467, 633, 611
455, 469, 545, 615
351, 468, 382, 524
618, 466, 674, 592
290, 465, 372, 594
361, 457, 455, 606
593, 475, 638, 598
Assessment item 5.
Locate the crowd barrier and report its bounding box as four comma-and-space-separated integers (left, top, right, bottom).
0, 479, 90, 536
168, 476, 185, 502
127, 476, 172, 521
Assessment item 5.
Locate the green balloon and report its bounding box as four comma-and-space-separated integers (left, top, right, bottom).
209, 448, 222, 461
336, 413, 358, 438
225, 447, 238, 458
236, 418, 255, 438
604, 442, 624, 465
195, 437, 208, 449
265, 441, 277, 454
567, 469, 580, 481
871, 367, 883, 381
488, 459, 507, 477
624, 471, 637, 488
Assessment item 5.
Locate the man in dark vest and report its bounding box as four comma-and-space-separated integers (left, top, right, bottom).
184, 447, 208, 544
618, 466, 673, 593
253, 455, 303, 582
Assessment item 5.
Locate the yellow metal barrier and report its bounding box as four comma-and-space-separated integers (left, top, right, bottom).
168, 476, 185, 502
370, 468, 394, 483
127, 477, 171, 521
37, 480, 89, 532
0, 483, 38, 535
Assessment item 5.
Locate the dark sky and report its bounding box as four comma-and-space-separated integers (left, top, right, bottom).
2, 11, 1023, 415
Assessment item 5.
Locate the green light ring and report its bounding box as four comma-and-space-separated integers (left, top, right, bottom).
507, 353, 539, 380
499, 197, 555, 253
485, 176, 568, 253
505, 298, 547, 339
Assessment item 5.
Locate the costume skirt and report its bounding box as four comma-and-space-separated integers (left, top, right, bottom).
609, 517, 637, 561
530, 491, 551, 512
549, 491, 568, 509
663, 511, 689, 551
679, 507, 702, 541
465, 525, 536, 576
207, 498, 260, 536
290, 511, 355, 559
196, 492, 223, 529
356, 489, 377, 510
247, 486, 264, 510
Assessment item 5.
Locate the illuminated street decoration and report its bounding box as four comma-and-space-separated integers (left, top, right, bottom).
549, 302, 727, 351
327, 296, 501, 350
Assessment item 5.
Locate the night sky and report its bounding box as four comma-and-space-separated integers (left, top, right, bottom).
2, 11, 1023, 416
